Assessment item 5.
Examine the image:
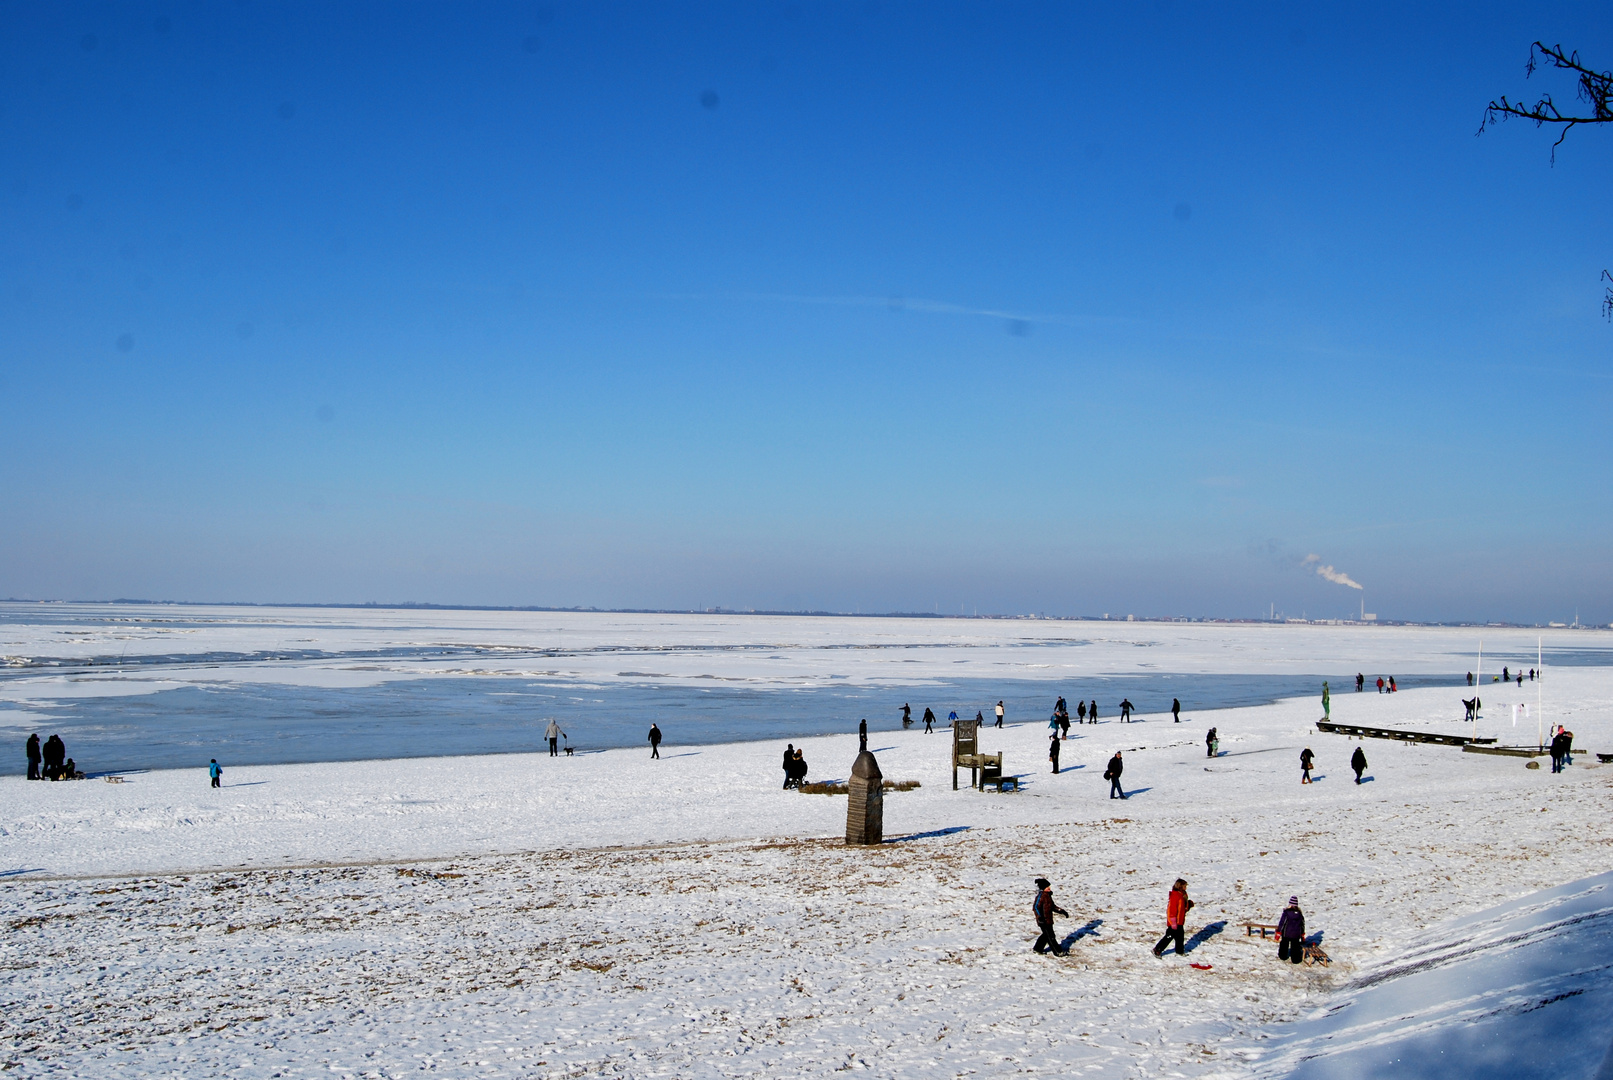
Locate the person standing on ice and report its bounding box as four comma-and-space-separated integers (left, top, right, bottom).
1321, 682, 1330, 720
1388, 676, 1396, 692
1104, 751, 1125, 798
1171, 698, 1180, 723
782, 744, 796, 788
858, 718, 868, 751
901, 703, 912, 727
922, 707, 935, 733
208, 759, 222, 789
648, 723, 662, 759
1120, 698, 1134, 722
1049, 732, 1061, 773
544, 719, 566, 758
1276, 896, 1306, 964
1350, 746, 1367, 784
1206, 727, 1218, 757
1300, 748, 1315, 784
994, 701, 1005, 728
1356, 672, 1364, 692
1031, 877, 1069, 955
1088, 700, 1098, 723
1152, 879, 1193, 957
1076, 700, 1086, 723
26, 734, 41, 781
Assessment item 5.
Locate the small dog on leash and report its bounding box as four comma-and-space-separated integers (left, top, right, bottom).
564, 746, 574, 756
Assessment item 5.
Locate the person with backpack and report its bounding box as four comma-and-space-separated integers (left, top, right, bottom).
1276, 896, 1305, 964
1031, 877, 1069, 956
1351, 746, 1367, 784
208, 759, 222, 789
1300, 748, 1315, 784
1152, 879, 1193, 957
1104, 751, 1125, 799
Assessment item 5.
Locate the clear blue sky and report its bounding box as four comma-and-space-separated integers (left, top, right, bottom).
2, 2, 1609, 623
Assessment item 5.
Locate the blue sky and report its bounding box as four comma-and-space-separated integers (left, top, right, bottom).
2, 1, 1610, 622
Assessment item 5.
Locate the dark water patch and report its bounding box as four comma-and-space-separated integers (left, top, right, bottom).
0, 672, 1477, 775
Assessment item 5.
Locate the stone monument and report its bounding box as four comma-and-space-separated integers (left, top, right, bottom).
845, 750, 884, 845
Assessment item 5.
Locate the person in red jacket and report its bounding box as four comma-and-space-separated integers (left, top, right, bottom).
1152, 878, 1193, 957
1032, 877, 1069, 956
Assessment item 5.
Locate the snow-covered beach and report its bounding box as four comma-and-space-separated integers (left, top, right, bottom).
2, 610, 1610, 1078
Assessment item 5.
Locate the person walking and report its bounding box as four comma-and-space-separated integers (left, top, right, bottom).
994, 701, 1005, 728
1058, 708, 1070, 739
26, 734, 41, 781
1466, 672, 1474, 686
1049, 733, 1061, 774
1031, 877, 1069, 956
1152, 879, 1193, 957
1276, 896, 1306, 964
901, 703, 912, 727
1321, 682, 1330, 720
648, 723, 662, 759
1206, 727, 1218, 758
923, 707, 935, 733
1350, 746, 1367, 784
1171, 698, 1180, 723
1300, 747, 1315, 784
1088, 700, 1098, 724
858, 718, 868, 751
1356, 672, 1365, 691
1561, 727, 1575, 767
1105, 751, 1126, 799
544, 719, 566, 757
208, 759, 222, 789
948, 710, 959, 729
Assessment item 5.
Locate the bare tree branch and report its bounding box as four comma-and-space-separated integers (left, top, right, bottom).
1480, 42, 1613, 162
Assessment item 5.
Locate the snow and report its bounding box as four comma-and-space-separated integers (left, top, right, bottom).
1, 611, 1610, 1078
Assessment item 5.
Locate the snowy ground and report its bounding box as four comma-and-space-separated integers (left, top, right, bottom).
3, 654, 1611, 1079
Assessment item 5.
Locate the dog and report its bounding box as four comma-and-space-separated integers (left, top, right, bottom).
564, 746, 574, 756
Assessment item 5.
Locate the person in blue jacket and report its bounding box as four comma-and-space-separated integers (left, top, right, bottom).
208, 759, 223, 788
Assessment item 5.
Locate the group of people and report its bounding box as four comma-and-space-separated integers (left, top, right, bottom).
1034, 878, 1312, 966
1298, 745, 1369, 784
25, 734, 82, 781
1549, 725, 1575, 772
780, 744, 810, 788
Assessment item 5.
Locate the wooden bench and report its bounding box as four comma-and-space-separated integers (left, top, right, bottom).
977, 752, 1005, 791
1244, 922, 1279, 938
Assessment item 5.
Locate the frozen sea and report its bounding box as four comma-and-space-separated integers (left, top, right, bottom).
0, 602, 1603, 774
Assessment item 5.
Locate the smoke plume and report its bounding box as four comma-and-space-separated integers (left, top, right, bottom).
1303, 554, 1363, 590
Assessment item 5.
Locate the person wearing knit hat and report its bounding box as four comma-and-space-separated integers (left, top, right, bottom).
1276, 896, 1306, 964
1031, 878, 1069, 956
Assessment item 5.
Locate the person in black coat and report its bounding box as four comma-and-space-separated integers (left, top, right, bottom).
42, 735, 65, 780
782, 743, 796, 788
1351, 746, 1367, 784
26, 734, 41, 781
1300, 748, 1315, 784
858, 718, 868, 751
1171, 698, 1180, 723
648, 724, 662, 759
1049, 733, 1061, 774
1104, 751, 1125, 798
